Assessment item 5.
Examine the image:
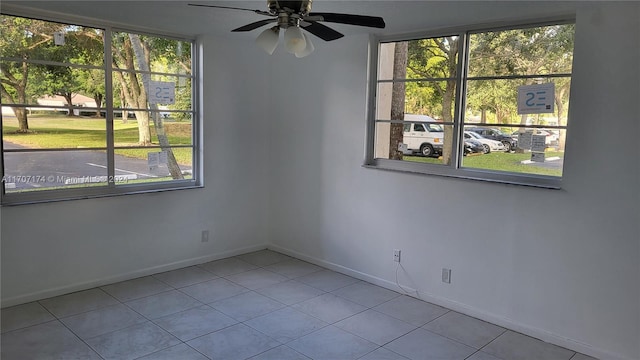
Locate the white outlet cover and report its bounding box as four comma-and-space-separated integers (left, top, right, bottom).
442, 268, 451, 283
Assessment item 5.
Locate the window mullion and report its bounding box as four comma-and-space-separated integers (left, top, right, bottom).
451, 32, 468, 169
104, 27, 116, 187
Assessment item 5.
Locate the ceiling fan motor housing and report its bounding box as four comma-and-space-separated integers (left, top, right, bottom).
268, 0, 313, 15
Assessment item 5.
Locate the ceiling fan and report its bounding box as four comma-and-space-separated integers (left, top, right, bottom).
188, 0, 385, 57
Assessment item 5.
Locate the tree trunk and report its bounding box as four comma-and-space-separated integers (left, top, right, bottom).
133, 82, 151, 145
0, 83, 29, 132
93, 93, 103, 117
13, 107, 29, 132
133, 110, 152, 144
18, 59, 30, 131
389, 41, 408, 161
441, 79, 456, 165
0, 59, 30, 131
62, 92, 75, 116
119, 86, 128, 123
129, 34, 183, 179
480, 108, 487, 124
112, 36, 150, 143
112, 66, 149, 142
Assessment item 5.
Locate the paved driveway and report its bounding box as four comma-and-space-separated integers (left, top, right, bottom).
3, 141, 190, 191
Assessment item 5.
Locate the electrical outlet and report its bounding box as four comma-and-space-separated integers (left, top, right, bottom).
393, 249, 401, 263
442, 268, 451, 284
201, 230, 209, 243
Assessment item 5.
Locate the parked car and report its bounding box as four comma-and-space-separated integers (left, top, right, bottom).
464, 138, 485, 155
402, 115, 444, 157
466, 127, 517, 152
464, 131, 506, 153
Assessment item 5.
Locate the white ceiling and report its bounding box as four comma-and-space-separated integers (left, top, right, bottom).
3, 1, 580, 40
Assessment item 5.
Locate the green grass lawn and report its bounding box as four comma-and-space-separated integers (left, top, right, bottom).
2, 114, 193, 165
405, 151, 563, 177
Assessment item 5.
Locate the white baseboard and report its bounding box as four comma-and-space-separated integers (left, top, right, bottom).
1, 244, 268, 308
268, 244, 632, 360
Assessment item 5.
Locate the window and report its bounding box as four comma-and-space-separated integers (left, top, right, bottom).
1, 14, 199, 204
367, 20, 575, 188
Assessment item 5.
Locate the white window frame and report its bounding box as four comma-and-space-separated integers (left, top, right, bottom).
364, 17, 575, 189
1, 9, 202, 205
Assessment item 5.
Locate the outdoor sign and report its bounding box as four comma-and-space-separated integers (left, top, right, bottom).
531, 134, 547, 152
148, 151, 168, 170
148, 81, 175, 105
531, 152, 546, 163
148, 152, 159, 170
517, 131, 533, 150
517, 83, 555, 114
54, 32, 65, 46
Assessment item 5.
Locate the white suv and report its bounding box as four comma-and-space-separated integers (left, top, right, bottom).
402, 120, 444, 157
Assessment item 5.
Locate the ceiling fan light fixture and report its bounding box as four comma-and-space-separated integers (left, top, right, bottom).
295, 32, 314, 58
284, 26, 306, 54
189, 1, 386, 58
255, 27, 280, 55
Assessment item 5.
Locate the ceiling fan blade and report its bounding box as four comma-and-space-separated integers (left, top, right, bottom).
307, 12, 386, 28
301, 22, 344, 41
232, 19, 278, 32
188, 3, 271, 16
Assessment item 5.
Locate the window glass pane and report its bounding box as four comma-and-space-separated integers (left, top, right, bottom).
170, 77, 191, 112
1, 62, 105, 108
1, 61, 39, 105
460, 125, 564, 177
3, 114, 106, 149
405, 80, 457, 121
113, 147, 192, 185
2, 150, 108, 193
407, 36, 459, 80
112, 72, 191, 111
468, 24, 575, 77
113, 112, 192, 146
1, 15, 104, 65
464, 77, 571, 126
109, 29, 194, 188
379, 37, 459, 80
111, 32, 191, 75
376, 81, 458, 122
373, 121, 452, 165
462, 76, 570, 169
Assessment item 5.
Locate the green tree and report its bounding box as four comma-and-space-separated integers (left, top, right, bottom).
75, 30, 105, 117
128, 33, 183, 179
77, 68, 106, 117
0, 16, 67, 131
34, 26, 104, 117
466, 25, 574, 127
406, 36, 459, 164
111, 32, 152, 144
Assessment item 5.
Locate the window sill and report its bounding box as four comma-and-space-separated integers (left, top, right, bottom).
1, 182, 203, 206
362, 160, 562, 189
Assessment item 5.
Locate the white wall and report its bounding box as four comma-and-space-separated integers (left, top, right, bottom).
0, 35, 272, 306
268, 3, 639, 360
1, 2, 638, 360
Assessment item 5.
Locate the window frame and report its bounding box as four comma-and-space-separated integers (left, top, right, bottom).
1, 10, 202, 205
364, 17, 576, 189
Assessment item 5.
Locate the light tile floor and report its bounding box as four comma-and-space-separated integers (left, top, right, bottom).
1, 249, 599, 360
